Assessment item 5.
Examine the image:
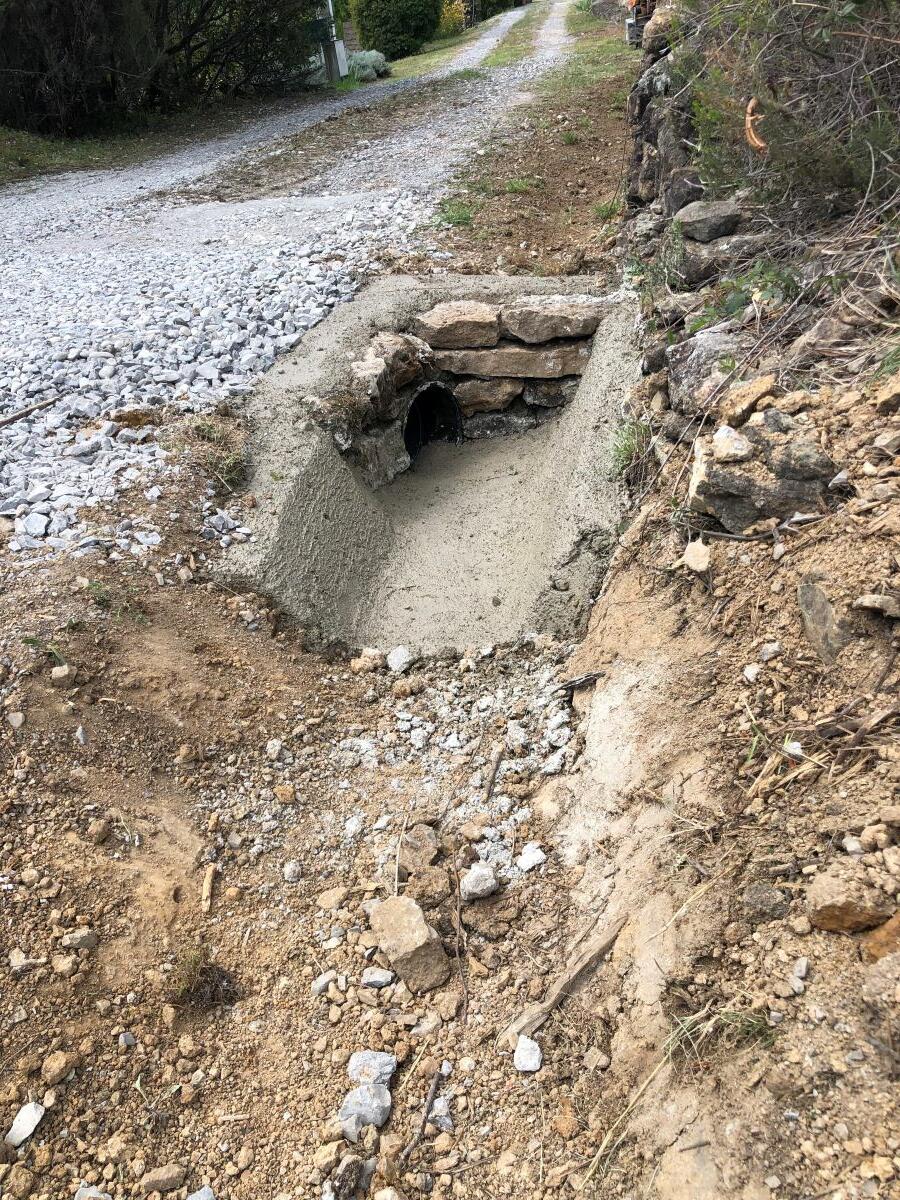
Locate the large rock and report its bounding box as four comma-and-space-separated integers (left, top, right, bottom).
369, 896, 450, 993
674, 199, 741, 243
784, 317, 857, 366
453, 377, 523, 415
642, 5, 680, 56
499, 295, 606, 343
434, 340, 592, 379
807, 865, 894, 932
140, 1165, 186, 1195
687, 411, 836, 533
351, 333, 433, 421
679, 232, 770, 287
411, 301, 500, 349
338, 1084, 392, 1142
797, 571, 851, 664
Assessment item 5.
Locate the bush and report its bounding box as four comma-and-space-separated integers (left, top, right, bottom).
438, 0, 466, 38
350, 0, 442, 59
348, 49, 391, 81
680, 0, 900, 215
0, 0, 321, 135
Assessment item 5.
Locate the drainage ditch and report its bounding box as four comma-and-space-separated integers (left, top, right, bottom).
225, 275, 640, 652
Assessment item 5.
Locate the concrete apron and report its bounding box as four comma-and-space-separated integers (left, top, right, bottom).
223, 274, 641, 652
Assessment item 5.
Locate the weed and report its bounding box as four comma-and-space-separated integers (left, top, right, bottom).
168, 944, 239, 1009
438, 197, 473, 226
503, 177, 538, 194
561, 130, 579, 145
22, 636, 65, 665
611, 419, 649, 479
87, 580, 113, 610
87, 579, 148, 624
664, 1002, 776, 1067
594, 198, 623, 222
687, 260, 803, 333
452, 67, 484, 81
185, 416, 247, 493
875, 340, 900, 379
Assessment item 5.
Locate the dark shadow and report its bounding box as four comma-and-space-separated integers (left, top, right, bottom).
403, 382, 463, 461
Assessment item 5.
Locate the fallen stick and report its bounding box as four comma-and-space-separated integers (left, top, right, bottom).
200, 864, 217, 914
0, 396, 57, 429
482, 743, 503, 806
499, 914, 627, 1048
399, 1067, 442, 1164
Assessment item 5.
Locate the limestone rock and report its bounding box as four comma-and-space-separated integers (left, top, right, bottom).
872, 370, 900, 415
721, 374, 776, 426
369, 896, 450, 993
140, 1164, 186, 1194
688, 412, 836, 533
806, 865, 894, 932
674, 199, 741, 243
861, 913, 900, 963
853, 592, 900, 620
369, 332, 433, 388
522, 378, 578, 408
41, 1049, 76, 1086
499, 295, 606, 343
742, 881, 789, 923
785, 317, 856, 366
398, 823, 440, 876
348, 1050, 397, 1087
5, 1102, 45, 1148
351, 333, 432, 421
6, 1165, 34, 1199
711, 425, 753, 463
411, 300, 500, 349
434, 340, 592, 380
460, 861, 499, 902
798, 572, 851, 665
642, 5, 680, 55
453, 377, 523, 416
679, 232, 769, 286
513, 1034, 543, 1072
338, 1084, 392, 1142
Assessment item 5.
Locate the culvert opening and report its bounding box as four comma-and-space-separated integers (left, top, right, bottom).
403, 382, 463, 461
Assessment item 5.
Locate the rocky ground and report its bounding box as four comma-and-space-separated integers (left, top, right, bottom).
2, 4, 899, 1200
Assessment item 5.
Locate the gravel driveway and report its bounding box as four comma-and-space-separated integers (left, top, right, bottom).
0, 0, 571, 556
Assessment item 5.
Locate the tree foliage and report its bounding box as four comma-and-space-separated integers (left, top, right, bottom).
349, 0, 442, 58
0, 0, 323, 135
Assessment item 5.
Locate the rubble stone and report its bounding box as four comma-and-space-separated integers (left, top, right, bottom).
433, 340, 592, 379
807, 865, 894, 932
499, 295, 606, 343
369, 896, 450, 993
410, 300, 500, 348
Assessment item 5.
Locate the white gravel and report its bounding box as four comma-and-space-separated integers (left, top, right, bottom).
0, 1, 570, 558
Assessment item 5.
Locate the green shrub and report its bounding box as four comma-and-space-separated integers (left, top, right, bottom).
438, 0, 466, 38
350, 0, 442, 58
681, 0, 900, 215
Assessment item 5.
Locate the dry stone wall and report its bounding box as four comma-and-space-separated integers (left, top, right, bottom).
342, 294, 610, 487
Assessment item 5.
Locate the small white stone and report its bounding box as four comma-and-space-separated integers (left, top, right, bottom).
513, 1035, 542, 1073
387, 645, 414, 674
515, 842, 546, 873
5, 1100, 45, 1147
712, 425, 754, 462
